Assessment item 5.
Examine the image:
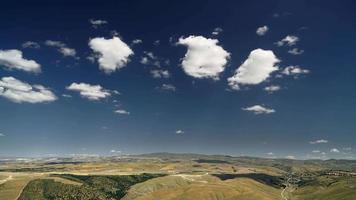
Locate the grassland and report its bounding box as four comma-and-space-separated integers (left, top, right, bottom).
0, 153, 355, 199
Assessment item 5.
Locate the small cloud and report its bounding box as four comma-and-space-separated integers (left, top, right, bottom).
62, 94, 72, 98
0, 133, 5, 136
288, 48, 304, 55
330, 148, 340, 153
140, 51, 162, 68
264, 85, 281, 93
212, 27, 223, 35
22, 41, 40, 49
276, 35, 299, 46
282, 65, 310, 76
89, 19, 108, 28
266, 152, 274, 156
132, 39, 143, 45
256, 25, 268, 36
228, 49, 279, 90
176, 130, 184, 134
89, 37, 133, 74
110, 149, 121, 154
177, 35, 230, 79
285, 155, 296, 159
158, 84, 176, 92
242, 105, 275, 114
66, 82, 111, 100
150, 69, 170, 79
45, 40, 77, 58
114, 109, 130, 115
153, 40, 160, 46
0, 49, 41, 73
312, 150, 321, 153
0, 76, 57, 103
309, 139, 328, 144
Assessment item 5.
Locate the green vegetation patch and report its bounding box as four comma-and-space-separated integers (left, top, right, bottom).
19, 173, 165, 200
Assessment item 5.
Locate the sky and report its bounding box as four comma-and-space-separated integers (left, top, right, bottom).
0, 0, 356, 159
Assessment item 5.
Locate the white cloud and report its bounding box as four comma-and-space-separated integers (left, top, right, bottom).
114, 109, 130, 115
89, 19, 108, 28
66, 82, 111, 100
140, 51, 161, 68
0, 76, 57, 103
228, 49, 279, 90
330, 148, 340, 153
150, 69, 170, 79
62, 94, 72, 98
0, 133, 5, 137
285, 155, 296, 159
176, 130, 184, 134
266, 152, 274, 156
153, 40, 160, 46
132, 39, 142, 45
288, 48, 304, 55
110, 149, 121, 153
177, 35, 230, 79
309, 139, 328, 144
45, 40, 77, 58
312, 150, 321, 153
212, 27, 223, 35
159, 84, 176, 92
276, 35, 299, 46
0, 49, 41, 73
264, 85, 281, 93
22, 41, 40, 49
242, 105, 275, 114
256, 25, 269, 36
59, 47, 77, 57
89, 37, 134, 74
282, 65, 310, 76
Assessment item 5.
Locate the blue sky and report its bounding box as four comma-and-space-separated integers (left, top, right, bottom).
0, 0, 356, 159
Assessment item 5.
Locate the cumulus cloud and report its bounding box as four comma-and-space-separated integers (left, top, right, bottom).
45, 40, 77, 58
0, 49, 41, 73
177, 35, 230, 79
228, 49, 279, 90
89, 19, 108, 28
264, 85, 281, 93
0, 76, 57, 103
150, 69, 170, 79
276, 35, 299, 46
288, 48, 304, 55
22, 41, 40, 49
282, 65, 310, 76
242, 105, 275, 114
89, 37, 133, 74
66, 82, 111, 100
330, 148, 340, 153
114, 109, 130, 115
212, 27, 223, 35
256, 25, 269, 36
176, 130, 184, 134
309, 139, 328, 144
